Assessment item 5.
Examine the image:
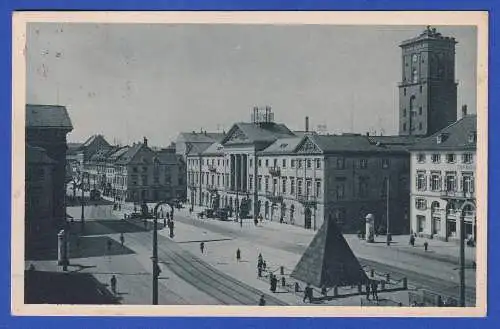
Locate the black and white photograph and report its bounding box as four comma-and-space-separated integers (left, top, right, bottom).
13, 12, 488, 316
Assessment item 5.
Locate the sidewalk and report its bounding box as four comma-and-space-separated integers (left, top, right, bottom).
162, 218, 410, 306
178, 204, 476, 264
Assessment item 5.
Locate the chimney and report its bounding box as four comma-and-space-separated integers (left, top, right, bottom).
462, 104, 468, 118
143, 136, 148, 147
305, 116, 309, 132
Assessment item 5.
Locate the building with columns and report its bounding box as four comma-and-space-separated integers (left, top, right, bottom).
409, 112, 477, 242
187, 108, 413, 233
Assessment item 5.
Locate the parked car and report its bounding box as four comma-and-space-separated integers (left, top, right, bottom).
215, 208, 229, 221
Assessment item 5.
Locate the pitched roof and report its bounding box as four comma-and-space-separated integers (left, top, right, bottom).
107, 146, 130, 162
81, 134, 110, 149
178, 132, 225, 143
26, 145, 56, 164
26, 104, 73, 130
202, 142, 225, 156
155, 149, 180, 165
291, 219, 369, 288
259, 137, 303, 154
115, 143, 145, 165
295, 134, 410, 154
186, 142, 213, 156
409, 115, 477, 151
222, 122, 295, 145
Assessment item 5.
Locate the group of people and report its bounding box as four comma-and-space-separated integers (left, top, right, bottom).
365, 280, 379, 301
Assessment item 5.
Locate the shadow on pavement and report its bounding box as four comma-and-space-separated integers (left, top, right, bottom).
25, 270, 120, 304
28, 235, 136, 261
76, 219, 149, 236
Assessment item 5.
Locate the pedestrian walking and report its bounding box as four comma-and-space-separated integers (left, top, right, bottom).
366, 282, 371, 300
409, 234, 415, 247
254, 218, 258, 226
371, 280, 378, 301
236, 248, 241, 262
110, 275, 117, 294
107, 239, 112, 252
424, 241, 429, 251
303, 283, 312, 303
259, 294, 266, 306
200, 242, 205, 254
120, 233, 125, 247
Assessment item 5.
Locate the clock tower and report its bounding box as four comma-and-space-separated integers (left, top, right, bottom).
398, 26, 458, 136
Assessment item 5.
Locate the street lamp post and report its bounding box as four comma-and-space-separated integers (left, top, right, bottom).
152, 211, 159, 305
386, 177, 391, 246
459, 213, 466, 307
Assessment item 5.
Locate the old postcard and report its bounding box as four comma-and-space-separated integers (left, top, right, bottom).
11, 11, 488, 317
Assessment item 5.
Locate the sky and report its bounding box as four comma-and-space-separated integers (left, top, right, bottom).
26, 23, 477, 146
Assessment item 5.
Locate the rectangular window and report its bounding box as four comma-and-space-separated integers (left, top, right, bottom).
445, 172, 457, 192
265, 159, 269, 167
249, 175, 253, 190
298, 160, 303, 169
462, 174, 474, 194
217, 175, 220, 187
336, 184, 345, 200
291, 160, 296, 168
258, 176, 262, 191
462, 153, 473, 164
359, 159, 368, 169
258, 159, 262, 167
446, 153, 456, 163
382, 159, 390, 169
265, 176, 269, 192
282, 177, 287, 194
290, 178, 295, 194
336, 157, 345, 169
415, 198, 427, 210
417, 154, 426, 163
431, 154, 441, 164
315, 180, 321, 197
250, 159, 253, 167
315, 159, 321, 169
273, 159, 278, 167
416, 171, 427, 191
359, 177, 369, 197
417, 215, 426, 233
306, 179, 312, 196
282, 159, 286, 168
297, 179, 303, 196
307, 159, 312, 169
430, 173, 441, 191
142, 175, 148, 185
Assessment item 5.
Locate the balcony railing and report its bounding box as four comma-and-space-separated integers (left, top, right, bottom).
266, 191, 283, 203
268, 166, 281, 177
208, 164, 217, 172
440, 190, 475, 199
297, 194, 317, 206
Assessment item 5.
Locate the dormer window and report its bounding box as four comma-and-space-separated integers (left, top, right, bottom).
468, 131, 477, 144
436, 133, 449, 144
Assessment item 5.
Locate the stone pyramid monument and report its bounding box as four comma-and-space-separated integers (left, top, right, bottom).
291, 219, 368, 288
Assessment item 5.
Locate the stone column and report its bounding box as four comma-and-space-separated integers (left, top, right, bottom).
241, 154, 247, 192
235, 155, 241, 191
230, 155, 235, 191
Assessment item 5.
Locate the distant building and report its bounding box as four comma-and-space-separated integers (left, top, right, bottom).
175, 130, 225, 161
26, 104, 73, 229
187, 107, 413, 232
409, 111, 476, 241
83, 137, 186, 204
